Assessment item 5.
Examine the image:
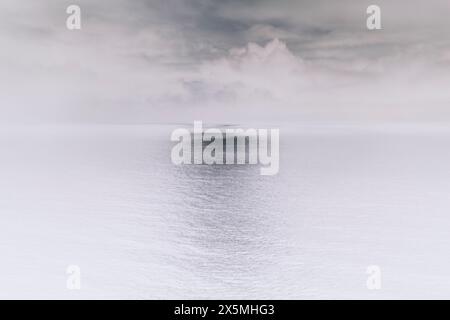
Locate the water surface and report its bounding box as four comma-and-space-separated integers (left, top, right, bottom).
1, 123, 450, 299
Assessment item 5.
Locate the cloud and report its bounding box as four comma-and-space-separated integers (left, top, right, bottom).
194, 39, 305, 104
181, 37, 450, 123
1, 0, 450, 123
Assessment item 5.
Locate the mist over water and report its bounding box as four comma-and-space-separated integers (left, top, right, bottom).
1, 123, 450, 299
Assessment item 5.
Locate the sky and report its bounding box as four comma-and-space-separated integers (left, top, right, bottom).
1, 0, 450, 124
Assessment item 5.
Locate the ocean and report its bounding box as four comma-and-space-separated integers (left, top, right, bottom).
1, 123, 450, 299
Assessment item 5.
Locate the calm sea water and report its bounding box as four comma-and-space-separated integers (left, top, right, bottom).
1, 123, 450, 299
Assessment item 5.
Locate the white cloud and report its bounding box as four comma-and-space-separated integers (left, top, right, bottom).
195, 39, 306, 104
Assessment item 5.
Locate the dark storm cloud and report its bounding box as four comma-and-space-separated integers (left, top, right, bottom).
120, 0, 450, 64
5, 0, 449, 62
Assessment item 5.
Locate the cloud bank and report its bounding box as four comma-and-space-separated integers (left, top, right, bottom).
1, 0, 450, 124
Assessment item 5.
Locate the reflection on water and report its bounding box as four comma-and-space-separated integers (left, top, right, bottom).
1, 124, 450, 299
167, 164, 287, 298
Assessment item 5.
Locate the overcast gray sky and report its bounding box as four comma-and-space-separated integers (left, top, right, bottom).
1, 0, 450, 123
